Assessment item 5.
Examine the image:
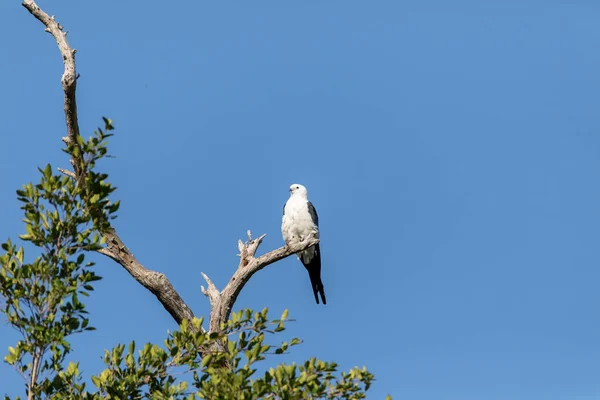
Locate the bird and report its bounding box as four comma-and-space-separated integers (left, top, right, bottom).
281, 184, 327, 305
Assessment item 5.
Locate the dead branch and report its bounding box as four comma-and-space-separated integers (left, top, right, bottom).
202, 231, 319, 332
57, 167, 75, 179
22, 0, 82, 176
99, 229, 196, 325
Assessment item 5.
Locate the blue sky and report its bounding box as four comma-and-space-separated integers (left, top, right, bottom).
1, 0, 600, 398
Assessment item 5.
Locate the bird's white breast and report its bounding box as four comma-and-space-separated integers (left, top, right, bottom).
282, 197, 319, 246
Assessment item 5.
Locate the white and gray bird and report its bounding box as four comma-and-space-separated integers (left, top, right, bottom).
282, 184, 326, 305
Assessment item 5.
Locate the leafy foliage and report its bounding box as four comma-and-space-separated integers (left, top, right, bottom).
85, 309, 377, 399
0, 119, 117, 397
0, 120, 389, 399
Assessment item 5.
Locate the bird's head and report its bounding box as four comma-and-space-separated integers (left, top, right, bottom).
289, 183, 308, 198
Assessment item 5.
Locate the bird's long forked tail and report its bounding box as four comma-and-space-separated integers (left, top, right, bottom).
303, 244, 327, 305
309, 269, 327, 305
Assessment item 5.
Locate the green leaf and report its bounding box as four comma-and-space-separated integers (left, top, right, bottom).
40, 213, 49, 229
201, 354, 212, 368
91, 375, 101, 387
227, 340, 236, 353
44, 164, 52, 179
4, 353, 16, 365
15, 247, 24, 264
102, 117, 114, 130
66, 361, 78, 375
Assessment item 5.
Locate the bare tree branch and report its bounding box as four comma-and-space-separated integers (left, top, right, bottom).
28, 349, 41, 400
202, 231, 319, 332
22, 0, 81, 176
100, 228, 197, 325
200, 272, 219, 304
57, 167, 76, 179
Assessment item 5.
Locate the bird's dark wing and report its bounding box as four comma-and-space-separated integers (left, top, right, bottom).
301, 244, 326, 305
282, 202, 285, 216
307, 201, 319, 227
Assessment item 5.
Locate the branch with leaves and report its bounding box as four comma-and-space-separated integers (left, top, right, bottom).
53, 309, 376, 399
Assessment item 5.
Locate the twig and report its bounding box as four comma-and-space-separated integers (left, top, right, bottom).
57, 167, 75, 179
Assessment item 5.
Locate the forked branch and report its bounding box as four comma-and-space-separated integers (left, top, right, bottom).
202, 231, 319, 332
